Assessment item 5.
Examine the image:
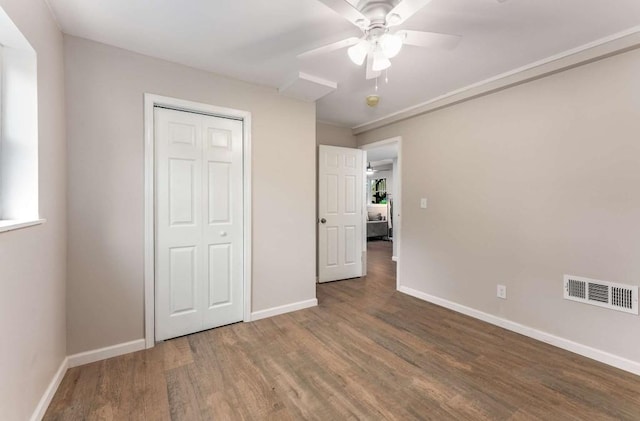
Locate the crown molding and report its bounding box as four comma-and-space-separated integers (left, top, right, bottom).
352, 25, 640, 135
43, 0, 63, 31
316, 120, 352, 128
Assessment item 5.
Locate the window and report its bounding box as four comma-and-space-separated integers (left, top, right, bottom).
0, 6, 41, 232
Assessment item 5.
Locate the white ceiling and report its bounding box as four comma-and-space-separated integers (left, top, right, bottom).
366, 143, 399, 162
47, 0, 640, 128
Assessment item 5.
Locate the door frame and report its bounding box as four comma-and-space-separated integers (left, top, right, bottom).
143, 93, 252, 348
360, 136, 402, 290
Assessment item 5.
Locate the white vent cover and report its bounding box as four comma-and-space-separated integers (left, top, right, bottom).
564, 275, 638, 315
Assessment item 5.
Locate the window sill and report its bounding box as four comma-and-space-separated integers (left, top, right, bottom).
0, 218, 46, 233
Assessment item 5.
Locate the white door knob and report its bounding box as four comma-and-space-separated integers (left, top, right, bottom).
220, 231, 227, 237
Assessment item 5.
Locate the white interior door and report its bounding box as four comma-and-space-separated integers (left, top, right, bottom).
155, 107, 243, 341
318, 145, 364, 283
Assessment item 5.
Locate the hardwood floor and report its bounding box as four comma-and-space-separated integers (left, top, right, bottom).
45, 239, 640, 420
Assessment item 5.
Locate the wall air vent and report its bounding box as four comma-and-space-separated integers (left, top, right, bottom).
564, 275, 638, 315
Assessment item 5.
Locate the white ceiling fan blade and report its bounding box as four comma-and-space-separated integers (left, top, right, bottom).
398, 30, 461, 50
386, 0, 434, 27
365, 53, 381, 80
297, 37, 360, 59
316, 0, 370, 29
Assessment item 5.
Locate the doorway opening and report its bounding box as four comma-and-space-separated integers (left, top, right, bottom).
315, 137, 401, 288
360, 137, 401, 288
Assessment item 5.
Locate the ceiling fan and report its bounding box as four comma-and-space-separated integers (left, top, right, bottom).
299, 0, 505, 80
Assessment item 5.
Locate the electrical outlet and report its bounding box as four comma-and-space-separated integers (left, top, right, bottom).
420, 198, 427, 209
497, 284, 507, 299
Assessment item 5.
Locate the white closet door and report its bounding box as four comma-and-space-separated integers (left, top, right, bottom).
155, 107, 243, 341
318, 145, 364, 283
200, 114, 244, 330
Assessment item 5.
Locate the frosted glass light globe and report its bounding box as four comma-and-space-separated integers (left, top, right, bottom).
371, 50, 391, 71
347, 40, 369, 65
379, 33, 403, 58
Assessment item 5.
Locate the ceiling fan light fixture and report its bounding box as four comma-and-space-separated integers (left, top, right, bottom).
387, 13, 402, 26
379, 33, 403, 58
347, 40, 369, 66
355, 18, 368, 29
371, 51, 391, 72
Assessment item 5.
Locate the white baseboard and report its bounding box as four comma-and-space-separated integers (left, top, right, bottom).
30, 339, 147, 419
392, 256, 398, 262
250, 298, 318, 321
398, 285, 640, 376
30, 357, 68, 421
67, 339, 146, 368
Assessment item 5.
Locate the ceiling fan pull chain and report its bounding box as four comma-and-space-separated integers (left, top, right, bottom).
385, 69, 389, 84
375, 76, 379, 92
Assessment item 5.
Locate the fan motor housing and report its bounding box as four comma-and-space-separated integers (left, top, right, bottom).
357, 0, 400, 22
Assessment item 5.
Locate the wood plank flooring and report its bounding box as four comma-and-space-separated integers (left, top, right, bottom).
45, 240, 640, 420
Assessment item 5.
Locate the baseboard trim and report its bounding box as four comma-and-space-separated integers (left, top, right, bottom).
30, 357, 68, 421
67, 339, 146, 368
250, 298, 318, 321
398, 285, 640, 376
391, 256, 398, 262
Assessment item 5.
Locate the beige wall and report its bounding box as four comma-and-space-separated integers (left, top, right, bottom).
317, 122, 356, 147
65, 36, 316, 354
357, 48, 640, 363
0, 0, 67, 419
